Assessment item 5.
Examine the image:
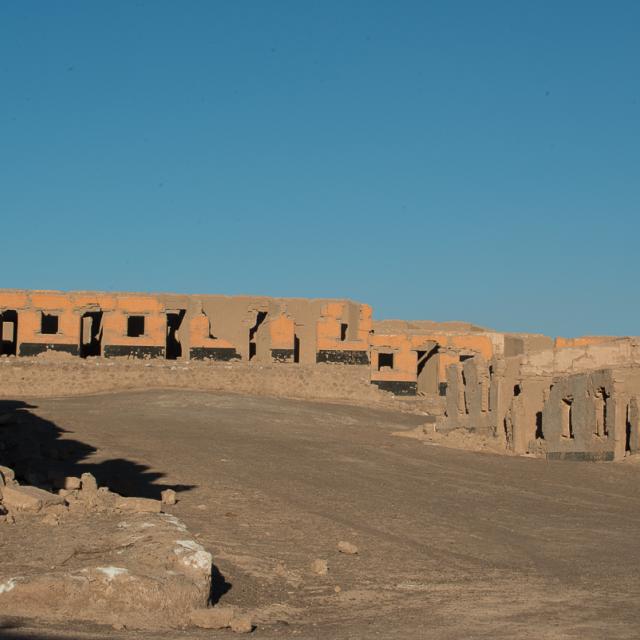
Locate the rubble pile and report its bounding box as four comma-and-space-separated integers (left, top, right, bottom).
0, 414, 252, 632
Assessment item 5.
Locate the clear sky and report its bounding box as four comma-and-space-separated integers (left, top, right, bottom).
1, 2, 638, 337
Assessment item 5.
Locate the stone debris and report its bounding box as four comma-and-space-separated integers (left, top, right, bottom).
337, 541, 359, 555
80, 472, 98, 493
161, 488, 177, 505
230, 614, 254, 634
190, 605, 239, 629
115, 496, 162, 514
64, 476, 81, 490
310, 559, 328, 576
0, 485, 64, 513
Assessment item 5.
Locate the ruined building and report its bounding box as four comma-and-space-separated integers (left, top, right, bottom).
1, 289, 639, 461
0, 290, 371, 365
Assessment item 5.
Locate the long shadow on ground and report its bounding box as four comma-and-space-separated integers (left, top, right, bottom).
0, 400, 195, 500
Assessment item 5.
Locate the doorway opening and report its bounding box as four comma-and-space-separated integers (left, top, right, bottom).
535, 411, 544, 439
0, 310, 18, 356
293, 334, 300, 363
80, 311, 103, 358
249, 311, 267, 360
166, 310, 186, 360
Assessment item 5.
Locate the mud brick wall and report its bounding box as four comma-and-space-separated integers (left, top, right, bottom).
0, 290, 372, 366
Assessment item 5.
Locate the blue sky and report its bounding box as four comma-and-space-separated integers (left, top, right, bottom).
1, 1, 638, 336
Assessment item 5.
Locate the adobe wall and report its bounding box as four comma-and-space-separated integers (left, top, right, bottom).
438, 336, 640, 458
369, 329, 500, 397
527, 367, 640, 461
0, 290, 372, 366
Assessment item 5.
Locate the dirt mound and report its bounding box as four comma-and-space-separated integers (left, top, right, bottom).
393, 422, 510, 455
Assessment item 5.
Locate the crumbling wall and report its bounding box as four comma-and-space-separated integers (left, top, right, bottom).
316, 301, 371, 364
442, 356, 491, 434
0, 289, 371, 367
439, 336, 640, 459
540, 367, 640, 461
370, 330, 496, 397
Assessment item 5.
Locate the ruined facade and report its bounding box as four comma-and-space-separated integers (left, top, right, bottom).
438, 336, 640, 461
0, 290, 372, 366
369, 320, 501, 397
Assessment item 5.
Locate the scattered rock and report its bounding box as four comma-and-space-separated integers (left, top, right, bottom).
310, 559, 328, 576
337, 541, 359, 555
1, 485, 65, 513
334, 585, 342, 593
190, 605, 239, 629
115, 496, 162, 514
230, 614, 254, 634
64, 476, 82, 490
161, 488, 177, 505
80, 472, 98, 493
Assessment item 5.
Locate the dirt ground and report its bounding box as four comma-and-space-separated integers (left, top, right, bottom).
2, 389, 640, 639
0, 356, 440, 415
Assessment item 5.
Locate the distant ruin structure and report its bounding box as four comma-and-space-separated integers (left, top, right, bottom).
1, 289, 639, 461
0, 290, 371, 365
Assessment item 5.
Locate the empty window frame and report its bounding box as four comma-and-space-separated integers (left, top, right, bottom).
41, 313, 59, 335
127, 315, 145, 337
561, 398, 574, 439
378, 352, 394, 370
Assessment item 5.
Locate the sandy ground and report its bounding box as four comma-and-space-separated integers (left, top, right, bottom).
2, 389, 640, 639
